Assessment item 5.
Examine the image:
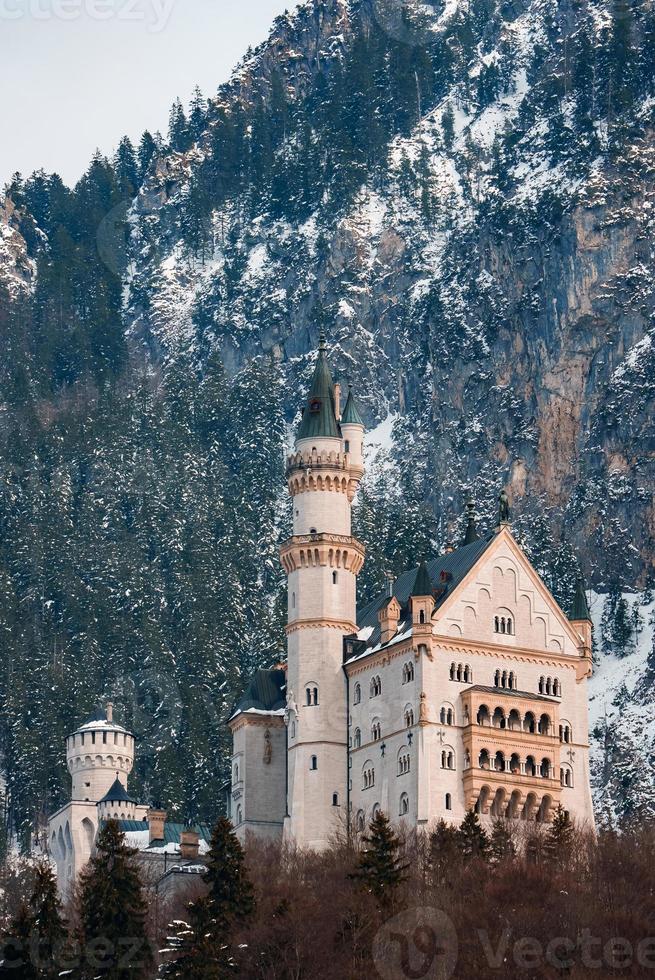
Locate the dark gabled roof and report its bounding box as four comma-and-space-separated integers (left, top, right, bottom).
356, 531, 497, 648
411, 561, 432, 597
296, 335, 341, 440
99, 777, 135, 805
341, 386, 364, 426
229, 667, 286, 720
570, 576, 591, 622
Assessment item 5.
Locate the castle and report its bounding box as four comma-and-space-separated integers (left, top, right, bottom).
228, 336, 595, 847
47, 705, 211, 899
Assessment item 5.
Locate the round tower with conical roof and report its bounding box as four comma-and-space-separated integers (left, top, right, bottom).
280, 334, 366, 849
66, 704, 135, 802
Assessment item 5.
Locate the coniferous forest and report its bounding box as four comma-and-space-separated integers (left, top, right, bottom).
1, 0, 655, 845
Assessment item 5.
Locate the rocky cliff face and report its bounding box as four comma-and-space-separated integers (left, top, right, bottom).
123, 0, 655, 589
0, 0, 654, 832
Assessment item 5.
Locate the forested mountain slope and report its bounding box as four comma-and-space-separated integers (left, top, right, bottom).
1, 0, 654, 840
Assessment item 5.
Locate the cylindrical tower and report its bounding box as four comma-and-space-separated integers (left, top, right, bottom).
281, 335, 365, 849
66, 704, 135, 802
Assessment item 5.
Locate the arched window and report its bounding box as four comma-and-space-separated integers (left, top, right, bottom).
507, 617, 513, 635
539, 676, 544, 694
419, 609, 425, 624
236, 804, 242, 825
354, 683, 361, 705
356, 810, 365, 832
477, 704, 490, 726
362, 763, 375, 789
456, 664, 462, 681
494, 616, 499, 633
290, 721, 296, 739
310, 755, 318, 770
332, 571, 338, 584
540, 758, 551, 778
370, 676, 381, 698
538, 713, 551, 735
405, 707, 414, 728
440, 707, 446, 724
402, 662, 414, 684
306, 686, 319, 706
233, 763, 239, 783
399, 793, 409, 816
372, 720, 381, 742
494, 669, 500, 687
353, 728, 361, 748
449, 663, 456, 680
464, 665, 471, 682
332, 792, 339, 806
441, 748, 455, 770
509, 671, 515, 690
445, 793, 452, 810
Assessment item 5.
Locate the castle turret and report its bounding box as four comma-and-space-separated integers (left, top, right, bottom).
97, 776, 137, 821
66, 704, 135, 802
569, 575, 593, 671
281, 335, 366, 848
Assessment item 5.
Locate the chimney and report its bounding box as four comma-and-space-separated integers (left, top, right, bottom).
334, 382, 341, 420
106, 702, 113, 723
179, 827, 200, 860
147, 804, 167, 844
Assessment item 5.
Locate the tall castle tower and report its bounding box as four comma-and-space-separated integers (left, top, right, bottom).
280, 335, 365, 848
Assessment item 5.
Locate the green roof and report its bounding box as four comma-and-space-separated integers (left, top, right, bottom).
341, 386, 364, 426
296, 334, 341, 440
411, 561, 433, 597
570, 576, 591, 621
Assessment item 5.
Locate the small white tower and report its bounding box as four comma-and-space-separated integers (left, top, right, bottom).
280, 335, 366, 849
66, 703, 135, 802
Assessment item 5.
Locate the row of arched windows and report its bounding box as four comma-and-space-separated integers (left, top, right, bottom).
371, 720, 382, 741
494, 669, 517, 690
370, 676, 382, 698
405, 707, 414, 727
449, 663, 472, 682
402, 662, 414, 684
441, 750, 455, 770
494, 615, 514, 635
560, 722, 572, 743
398, 752, 410, 775
478, 749, 553, 778
476, 705, 552, 735
539, 676, 561, 696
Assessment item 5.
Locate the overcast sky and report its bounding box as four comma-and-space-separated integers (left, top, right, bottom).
1, 0, 295, 189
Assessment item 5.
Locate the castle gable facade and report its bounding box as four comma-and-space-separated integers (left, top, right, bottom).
228, 338, 595, 847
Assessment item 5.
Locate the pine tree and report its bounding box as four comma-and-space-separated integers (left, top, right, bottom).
457, 809, 489, 861
0, 903, 36, 980
113, 136, 138, 197
75, 820, 153, 980
188, 86, 208, 143
544, 806, 575, 867
137, 131, 157, 181
428, 818, 459, 887
162, 819, 254, 978
168, 98, 190, 153
350, 811, 408, 909
0, 862, 67, 979
489, 820, 515, 864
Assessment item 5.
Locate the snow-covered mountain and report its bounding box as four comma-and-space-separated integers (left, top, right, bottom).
0, 0, 654, 835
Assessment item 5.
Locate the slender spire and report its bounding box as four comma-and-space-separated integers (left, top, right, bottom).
411, 560, 432, 597
341, 384, 364, 426
462, 494, 479, 545
296, 334, 341, 440
498, 489, 511, 525
570, 574, 591, 622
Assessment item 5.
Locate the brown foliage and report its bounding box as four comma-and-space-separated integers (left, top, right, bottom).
204, 820, 655, 980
